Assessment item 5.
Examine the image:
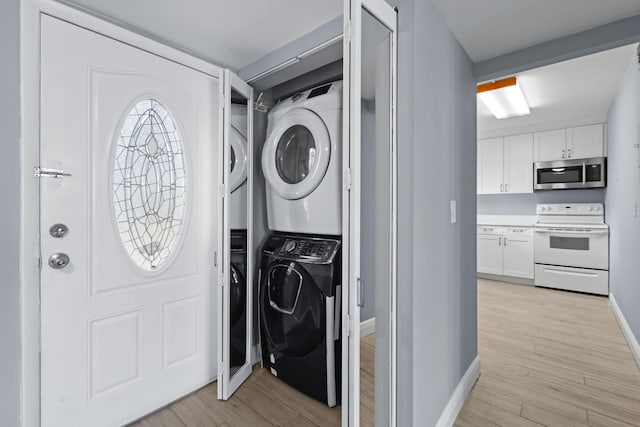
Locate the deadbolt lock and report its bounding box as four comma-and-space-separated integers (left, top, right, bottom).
49, 223, 68, 238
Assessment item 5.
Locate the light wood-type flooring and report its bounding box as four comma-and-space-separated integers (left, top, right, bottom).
131, 334, 376, 427
455, 279, 640, 427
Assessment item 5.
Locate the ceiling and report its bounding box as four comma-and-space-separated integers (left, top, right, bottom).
432, 0, 640, 63
57, 0, 343, 69
477, 44, 637, 139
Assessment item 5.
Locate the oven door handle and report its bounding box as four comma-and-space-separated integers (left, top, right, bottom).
535, 228, 609, 235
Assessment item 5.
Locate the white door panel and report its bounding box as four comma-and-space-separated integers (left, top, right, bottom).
40, 16, 219, 426
502, 236, 534, 279
218, 70, 254, 400
567, 124, 604, 159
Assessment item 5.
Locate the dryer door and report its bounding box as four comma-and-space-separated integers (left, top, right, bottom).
229, 125, 247, 193
261, 262, 325, 357
262, 108, 331, 200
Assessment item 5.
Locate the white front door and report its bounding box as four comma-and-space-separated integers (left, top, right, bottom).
40, 15, 220, 426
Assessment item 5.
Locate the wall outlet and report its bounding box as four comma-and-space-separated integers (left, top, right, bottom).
450, 200, 457, 224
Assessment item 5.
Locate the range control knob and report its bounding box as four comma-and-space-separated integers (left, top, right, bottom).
284, 241, 297, 253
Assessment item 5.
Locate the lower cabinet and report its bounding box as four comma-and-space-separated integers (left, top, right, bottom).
477, 226, 534, 279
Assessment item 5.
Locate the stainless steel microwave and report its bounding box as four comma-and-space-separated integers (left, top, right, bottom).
534, 157, 606, 190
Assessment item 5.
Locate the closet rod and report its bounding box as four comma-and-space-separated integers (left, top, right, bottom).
246, 34, 343, 84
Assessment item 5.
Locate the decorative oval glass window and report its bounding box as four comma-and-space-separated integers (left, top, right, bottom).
113, 99, 186, 271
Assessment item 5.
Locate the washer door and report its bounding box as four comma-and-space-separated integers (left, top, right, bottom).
230, 262, 246, 326
262, 108, 331, 200
261, 262, 325, 357
229, 125, 247, 193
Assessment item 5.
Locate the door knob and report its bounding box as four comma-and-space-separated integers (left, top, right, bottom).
48, 253, 70, 269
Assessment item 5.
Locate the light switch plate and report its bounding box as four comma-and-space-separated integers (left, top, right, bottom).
450, 200, 457, 224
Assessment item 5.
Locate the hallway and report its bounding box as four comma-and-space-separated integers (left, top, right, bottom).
455, 279, 640, 427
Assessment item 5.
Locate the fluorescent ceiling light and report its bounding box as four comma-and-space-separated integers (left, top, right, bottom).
477, 77, 530, 119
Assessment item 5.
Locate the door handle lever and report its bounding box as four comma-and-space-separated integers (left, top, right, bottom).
357, 277, 364, 308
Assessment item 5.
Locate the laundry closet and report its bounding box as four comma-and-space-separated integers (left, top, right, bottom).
27, 1, 397, 426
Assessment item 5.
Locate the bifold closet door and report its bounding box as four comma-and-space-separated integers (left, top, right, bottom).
217, 70, 255, 400
40, 15, 220, 426
343, 0, 398, 426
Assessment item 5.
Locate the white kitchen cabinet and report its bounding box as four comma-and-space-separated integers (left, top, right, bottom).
477, 226, 534, 279
503, 134, 533, 194
477, 230, 503, 275
502, 229, 534, 279
477, 138, 503, 194
534, 124, 604, 162
534, 129, 566, 162
478, 134, 533, 195
567, 124, 604, 159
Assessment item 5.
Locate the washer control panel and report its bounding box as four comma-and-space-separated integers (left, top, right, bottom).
275, 236, 340, 263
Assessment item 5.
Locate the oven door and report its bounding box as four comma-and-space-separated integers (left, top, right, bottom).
534, 226, 609, 270
534, 157, 606, 190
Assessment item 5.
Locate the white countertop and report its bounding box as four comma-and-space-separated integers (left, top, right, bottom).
477, 215, 536, 227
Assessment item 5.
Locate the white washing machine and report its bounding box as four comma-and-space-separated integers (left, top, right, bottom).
230, 104, 248, 231
262, 81, 342, 235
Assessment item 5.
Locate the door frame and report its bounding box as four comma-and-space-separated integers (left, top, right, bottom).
20, 1, 221, 424
342, 0, 398, 425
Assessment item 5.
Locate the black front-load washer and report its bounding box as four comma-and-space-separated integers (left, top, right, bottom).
230, 230, 247, 369
259, 233, 341, 407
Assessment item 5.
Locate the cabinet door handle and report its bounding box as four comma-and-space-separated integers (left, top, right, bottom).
498, 237, 502, 246
561, 149, 565, 159
567, 148, 572, 158
504, 237, 507, 246
505, 183, 509, 192
500, 184, 503, 192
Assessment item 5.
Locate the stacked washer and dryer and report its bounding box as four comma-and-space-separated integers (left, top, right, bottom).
259, 81, 343, 407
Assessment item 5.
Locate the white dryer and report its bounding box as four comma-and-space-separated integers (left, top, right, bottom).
230, 104, 248, 231
262, 81, 342, 235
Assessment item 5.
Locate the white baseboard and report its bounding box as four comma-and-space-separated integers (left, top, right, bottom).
609, 293, 640, 369
360, 317, 375, 337
435, 356, 481, 427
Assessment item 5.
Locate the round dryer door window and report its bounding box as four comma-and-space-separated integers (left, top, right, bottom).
229, 125, 247, 193
262, 108, 330, 200
275, 125, 316, 184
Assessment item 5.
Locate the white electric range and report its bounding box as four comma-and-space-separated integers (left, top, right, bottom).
534, 203, 609, 295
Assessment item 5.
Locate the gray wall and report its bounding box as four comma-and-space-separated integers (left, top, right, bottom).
0, 0, 22, 424
478, 189, 606, 215
605, 51, 640, 342
393, 0, 478, 424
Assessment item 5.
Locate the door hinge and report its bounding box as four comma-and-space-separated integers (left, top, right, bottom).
34, 167, 71, 179
38, 257, 42, 270
219, 184, 227, 198
343, 168, 352, 191
344, 20, 352, 44
218, 272, 225, 287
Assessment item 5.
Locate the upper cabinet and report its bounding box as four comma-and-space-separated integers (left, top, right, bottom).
567, 124, 605, 159
534, 129, 566, 162
534, 124, 604, 162
504, 134, 533, 194
478, 134, 533, 195
477, 137, 503, 194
